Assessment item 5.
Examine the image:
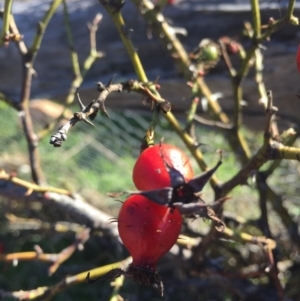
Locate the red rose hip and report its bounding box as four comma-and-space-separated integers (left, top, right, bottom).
132, 144, 194, 191
118, 194, 182, 269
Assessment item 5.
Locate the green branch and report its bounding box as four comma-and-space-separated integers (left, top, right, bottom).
99, 0, 219, 187
29, 0, 64, 63
251, 0, 261, 39
63, 0, 81, 79
0, 0, 13, 46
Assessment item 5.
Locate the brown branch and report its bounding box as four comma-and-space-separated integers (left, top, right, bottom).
48, 228, 90, 275
218, 37, 237, 77
0, 177, 119, 237
266, 184, 300, 249
264, 244, 284, 301
256, 172, 272, 238
14, 0, 64, 184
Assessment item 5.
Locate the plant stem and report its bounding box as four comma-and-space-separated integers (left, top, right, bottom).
99, 1, 219, 187
110, 11, 147, 82
251, 0, 261, 39
19, 0, 63, 185
0, 0, 13, 46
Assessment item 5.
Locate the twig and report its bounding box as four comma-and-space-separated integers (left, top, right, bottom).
0, 169, 71, 195
218, 37, 237, 77
261, 128, 297, 178
0, 257, 132, 300
264, 245, 284, 301
0, 0, 13, 46
222, 227, 276, 250
50, 80, 123, 147
265, 183, 300, 249
109, 275, 125, 301
48, 228, 90, 275
264, 91, 278, 139
259, 0, 298, 41
3, 213, 88, 234
17, 0, 64, 184
251, 0, 261, 40
50, 80, 169, 147
0, 229, 90, 276
219, 91, 300, 197
193, 114, 232, 130
130, 0, 252, 165
6, 12, 27, 55
185, 96, 199, 138
0, 176, 119, 237
63, 0, 81, 79
256, 172, 272, 238
99, 0, 219, 188
38, 13, 104, 140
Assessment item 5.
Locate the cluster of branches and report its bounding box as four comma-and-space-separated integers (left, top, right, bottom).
0, 0, 299, 300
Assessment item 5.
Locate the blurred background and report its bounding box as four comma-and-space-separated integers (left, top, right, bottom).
0, 0, 300, 300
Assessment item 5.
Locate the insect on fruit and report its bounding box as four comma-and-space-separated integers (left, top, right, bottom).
132, 143, 194, 191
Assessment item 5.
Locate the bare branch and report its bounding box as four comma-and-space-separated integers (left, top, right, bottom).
193, 114, 233, 130
0, 229, 90, 276
50, 79, 172, 147
0, 257, 132, 300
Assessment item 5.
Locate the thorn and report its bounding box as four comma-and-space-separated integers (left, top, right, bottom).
77, 93, 86, 110
83, 116, 95, 127
100, 102, 110, 118
107, 74, 116, 87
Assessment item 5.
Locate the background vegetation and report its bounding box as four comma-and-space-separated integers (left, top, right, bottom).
0, 0, 300, 300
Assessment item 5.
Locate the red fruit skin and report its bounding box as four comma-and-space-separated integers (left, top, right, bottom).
132, 144, 194, 191
297, 45, 300, 73
118, 195, 182, 269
